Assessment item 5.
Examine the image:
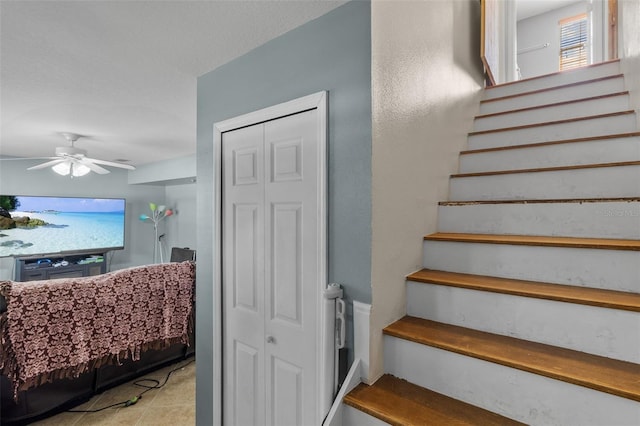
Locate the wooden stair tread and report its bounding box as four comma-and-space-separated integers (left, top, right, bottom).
475, 91, 629, 119
384, 317, 640, 402
481, 73, 623, 104
439, 197, 640, 206
468, 110, 634, 136
460, 132, 640, 155
407, 268, 640, 312
450, 160, 640, 178
424, 232, 640, 251
343, 374, 525, 426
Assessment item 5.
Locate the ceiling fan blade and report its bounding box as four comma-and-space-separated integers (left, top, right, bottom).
78, 158, 110, 174
26, 159, 65, 170
86, 157, 136, 170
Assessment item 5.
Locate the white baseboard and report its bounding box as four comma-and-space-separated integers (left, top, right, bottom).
352, 300, 371, 384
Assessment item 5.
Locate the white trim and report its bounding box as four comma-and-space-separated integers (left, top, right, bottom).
322, 358, 363, 426
353, 301, 372, 384
315, 92, 330, 419
212, 116, 223, 426
215, 92, 328, 133
212, 91, 328, 425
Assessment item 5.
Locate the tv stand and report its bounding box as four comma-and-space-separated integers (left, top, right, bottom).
14, 252, 107, 282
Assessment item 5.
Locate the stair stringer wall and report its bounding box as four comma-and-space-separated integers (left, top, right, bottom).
368, 0, 483, 384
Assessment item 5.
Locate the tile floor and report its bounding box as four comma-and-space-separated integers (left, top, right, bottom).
31, 359, 196, 426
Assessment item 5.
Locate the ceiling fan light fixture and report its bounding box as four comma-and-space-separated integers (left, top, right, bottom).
51, 160, 91, 177
52, 161, 71, 176
15, 133, 135, 175
72, 163, 91, 177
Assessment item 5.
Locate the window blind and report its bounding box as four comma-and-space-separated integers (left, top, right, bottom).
559, 14, 588, 71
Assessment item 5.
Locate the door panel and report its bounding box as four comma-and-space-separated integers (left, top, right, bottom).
223, 123, 266, 426
233, 204, 259, 311
271, 138, 303, 182
223, 108, 320, 425
233, 147, 260, 185
264, 109, 318, 425
271, 357, 303, 426
271, 203, 302, 324
234, 341, 260, 426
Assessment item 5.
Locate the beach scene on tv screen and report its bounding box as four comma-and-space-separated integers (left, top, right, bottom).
0, 196, 125, 257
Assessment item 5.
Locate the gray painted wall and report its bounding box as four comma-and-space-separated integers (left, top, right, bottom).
196, 1, 372, 423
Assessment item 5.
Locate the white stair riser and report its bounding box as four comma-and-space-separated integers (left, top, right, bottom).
482, 61, 621, 100
479, 76, 626, 114
474, 95, 629, 132
459, 136, 640, 173
422, 240, 640, 293
437, 202, 640, 239
449, 166, 640, 201
406, 282, 640, 363
468, 114, 637, 150
384, 337, 640, 426
342, 405, 388, 426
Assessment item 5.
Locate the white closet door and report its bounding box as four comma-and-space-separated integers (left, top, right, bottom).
223, 109, 320, 426
223, 122, 266, 426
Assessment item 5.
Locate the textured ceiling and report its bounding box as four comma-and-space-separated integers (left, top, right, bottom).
0, 0, 345, 167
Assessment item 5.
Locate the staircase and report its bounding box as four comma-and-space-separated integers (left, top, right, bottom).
343, 60, 640, 425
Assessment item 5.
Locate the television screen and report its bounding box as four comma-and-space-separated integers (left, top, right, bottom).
0, 195, 126, 258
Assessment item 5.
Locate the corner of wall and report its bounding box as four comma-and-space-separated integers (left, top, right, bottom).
128, 155, 196, 185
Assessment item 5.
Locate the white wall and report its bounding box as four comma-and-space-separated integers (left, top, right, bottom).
369, 0, 483, 383
517, 1, 603, 79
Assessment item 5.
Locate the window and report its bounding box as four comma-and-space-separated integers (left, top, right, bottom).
559, 13, 588, 71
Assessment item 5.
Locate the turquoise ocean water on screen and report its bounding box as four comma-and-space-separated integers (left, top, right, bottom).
0, 196, 125, 257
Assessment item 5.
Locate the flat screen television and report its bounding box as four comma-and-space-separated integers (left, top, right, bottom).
0, 195, 126, 258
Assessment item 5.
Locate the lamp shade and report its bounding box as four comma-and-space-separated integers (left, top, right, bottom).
72, 163, 91, 177
52, 162, 71, 176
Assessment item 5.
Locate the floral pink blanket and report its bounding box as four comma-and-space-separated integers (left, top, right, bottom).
0, 261, 195, 399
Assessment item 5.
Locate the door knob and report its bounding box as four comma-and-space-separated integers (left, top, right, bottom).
266, 335, 275, 344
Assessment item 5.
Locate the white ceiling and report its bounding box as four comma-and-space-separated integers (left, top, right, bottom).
0, 0, 345, 167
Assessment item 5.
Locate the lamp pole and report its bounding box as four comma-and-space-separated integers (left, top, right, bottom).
139, 203, 173, 263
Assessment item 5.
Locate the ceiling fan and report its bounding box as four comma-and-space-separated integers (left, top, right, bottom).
3, 133, 135, 177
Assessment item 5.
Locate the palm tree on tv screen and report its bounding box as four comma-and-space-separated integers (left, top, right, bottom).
0, 196, 20, 212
